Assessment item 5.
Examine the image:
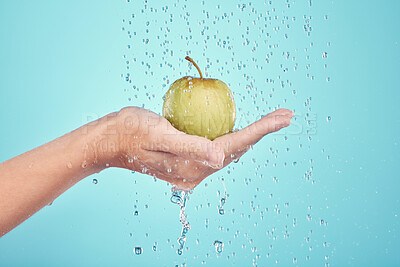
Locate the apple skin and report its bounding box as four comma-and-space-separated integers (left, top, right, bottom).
163, 76, 236, 140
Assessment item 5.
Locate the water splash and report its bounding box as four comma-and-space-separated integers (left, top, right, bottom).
171, 188, 191, 255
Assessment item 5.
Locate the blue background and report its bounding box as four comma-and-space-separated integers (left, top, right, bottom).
0, 0, 399, 266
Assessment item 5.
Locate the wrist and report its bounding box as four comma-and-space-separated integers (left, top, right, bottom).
82, 112, 121, 170
112, 107, 141, 167
80, 107, 142, 172
90, 107, 142, 170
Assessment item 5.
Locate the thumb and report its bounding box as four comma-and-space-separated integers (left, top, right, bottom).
215, 109, 294, 155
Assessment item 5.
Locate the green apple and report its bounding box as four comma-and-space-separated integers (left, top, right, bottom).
163, 57, 236, 140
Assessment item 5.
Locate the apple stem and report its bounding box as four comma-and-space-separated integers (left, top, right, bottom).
185, 56, 203, 79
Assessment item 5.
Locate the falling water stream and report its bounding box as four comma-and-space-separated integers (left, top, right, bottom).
170, 188, 191, 255
170, 179, 228, 255
218, 179, 227, 215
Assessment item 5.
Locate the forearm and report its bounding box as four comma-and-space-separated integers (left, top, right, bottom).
0, 112, 119, 236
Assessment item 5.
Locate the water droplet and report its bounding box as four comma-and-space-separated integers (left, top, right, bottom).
134, 246, 142, 255
134, 210, 139, 216
171, 193, 182, 205
220, 197, 226, 206
81, 160, 87, 168
326, 116, 331, 122
92, 179, 98, 184
213, 240, 224, 253
322, 52, 328, 58
218, 182, 227, 215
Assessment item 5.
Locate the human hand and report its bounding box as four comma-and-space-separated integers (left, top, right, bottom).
0, 105, 293, 236
100, 107, 294, 190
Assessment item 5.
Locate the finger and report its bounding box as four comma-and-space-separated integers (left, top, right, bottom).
265, 108, 294, 118
137, 149, 199, 179
223, 147, 248, 166
159, 174, 201, 191
215, 109, 294, 155
138, 150, 209, 190
145, 121, 225, 169
164, 132, 225, 168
